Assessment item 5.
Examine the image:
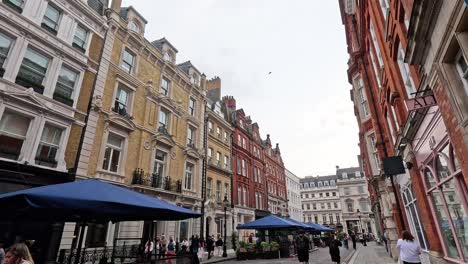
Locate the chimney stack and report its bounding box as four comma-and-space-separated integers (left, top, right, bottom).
222, 96, 236, 111
110, 0, 122, 12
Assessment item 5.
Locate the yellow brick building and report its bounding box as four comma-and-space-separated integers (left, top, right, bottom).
204, 77, 234, 240
66, 1, 208, 247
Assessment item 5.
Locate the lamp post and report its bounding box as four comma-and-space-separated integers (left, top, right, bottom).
223, 195, 229, 257
356, 209, 362, 233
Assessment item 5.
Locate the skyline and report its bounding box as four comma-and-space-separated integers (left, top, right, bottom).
121, 0, 359, 177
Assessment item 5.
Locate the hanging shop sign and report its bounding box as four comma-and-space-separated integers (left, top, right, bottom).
405, 94, 437, 111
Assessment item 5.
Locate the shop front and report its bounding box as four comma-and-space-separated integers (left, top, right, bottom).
412, 106, 468, 263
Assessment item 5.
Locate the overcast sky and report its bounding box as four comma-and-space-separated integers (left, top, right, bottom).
121, 0, 359, 177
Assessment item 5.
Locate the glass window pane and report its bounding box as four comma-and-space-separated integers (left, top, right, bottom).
43, 5, 60, 30
102, 147, 111, 170
442, 179, 468, 260
73, 25, 88, 48
0, 32, 13, 67
430, 188, 460, 259
107, 134, 122, 148
40, 125, 62, 145
425, 168, 437, 188
110, 149, 120, 172
56, 66, 78, 98
436, 155, 451, 181
0, 111, 30, 137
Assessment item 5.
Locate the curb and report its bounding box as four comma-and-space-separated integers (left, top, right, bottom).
201, 256, 236, 264
344, 249, 357, 264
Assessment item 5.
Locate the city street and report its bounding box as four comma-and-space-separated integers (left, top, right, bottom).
214, 242, 395, 264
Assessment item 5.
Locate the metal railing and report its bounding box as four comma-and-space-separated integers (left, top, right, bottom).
57, 243, 193, 264
132, 168, 182, 193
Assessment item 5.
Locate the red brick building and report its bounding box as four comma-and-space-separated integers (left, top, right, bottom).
339, 0, 468, 263
263, 135, 288, 216
223, 96, 269, 239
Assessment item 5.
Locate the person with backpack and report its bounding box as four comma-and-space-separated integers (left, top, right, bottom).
296, 231, 310, 264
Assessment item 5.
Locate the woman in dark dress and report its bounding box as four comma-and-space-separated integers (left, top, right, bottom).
329, 236, 342, 264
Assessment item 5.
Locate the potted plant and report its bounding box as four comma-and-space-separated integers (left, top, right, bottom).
236, 241, 249, 260
270, 241, 280, 259
231, 232, 238, 251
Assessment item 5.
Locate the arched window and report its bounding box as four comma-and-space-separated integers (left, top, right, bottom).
422, 142, 467, 260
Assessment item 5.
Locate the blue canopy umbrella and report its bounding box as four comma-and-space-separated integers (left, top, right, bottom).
286, 218, 317, 230
0, 179, 200, 222
237, 215, 305, 230
306, 222, 334, 232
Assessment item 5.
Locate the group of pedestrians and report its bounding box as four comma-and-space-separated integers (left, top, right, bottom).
144, 234, 224, 263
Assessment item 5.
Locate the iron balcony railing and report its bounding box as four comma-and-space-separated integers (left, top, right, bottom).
132, 168, 182, 193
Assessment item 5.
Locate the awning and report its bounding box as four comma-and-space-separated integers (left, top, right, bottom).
286, 217, 317, 230
0, 179, 200, 222
306, 222, 334, 231
237, 215, 305, 230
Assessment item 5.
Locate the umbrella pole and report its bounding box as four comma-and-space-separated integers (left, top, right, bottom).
74, 223, 86, 264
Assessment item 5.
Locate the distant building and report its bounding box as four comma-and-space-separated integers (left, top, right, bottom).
336, 166, 376, 235
285, 169, 302, 221
300, 175, 342, 228
263, 136, 288, 216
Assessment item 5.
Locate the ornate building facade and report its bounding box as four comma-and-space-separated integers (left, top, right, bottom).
60, 0, 209, 249
336, 166, 376, 235
300, 175, 342, 228
263, 136, 288, 216
0, 0, 106, 262
203, 77, 233, 240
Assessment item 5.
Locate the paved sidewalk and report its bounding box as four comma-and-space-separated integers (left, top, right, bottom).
348, 242, 396, 264
219, 245, 354, 263
201, 250, 236, 263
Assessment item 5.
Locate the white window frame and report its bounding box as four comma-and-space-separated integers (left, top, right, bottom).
53, 64, 82, 108
455, 50, 468, 95
120, 47, 136, 74
158, 107, 170, 130
112, 81, 135, 116
101, 132, 124, 173
72, 23, 90, 53
152, 148, 168, 180
370, 21, 384, 68
41, 3, 62, 35
160, 77, 170, 96
397, 43, 417, 98
188, 97, 196, 116
187, 126, 195, 146
184, 162, 194, 190
401, 183, 429, 250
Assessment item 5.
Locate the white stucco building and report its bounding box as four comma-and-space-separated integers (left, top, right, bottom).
300, 175, 342, 228
336, 167, 377, 235
285, 169, 302, 221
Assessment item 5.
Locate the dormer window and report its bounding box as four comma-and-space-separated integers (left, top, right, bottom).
239, 119, 243, 128
164, 51, 174, 63
318, 181, 323, 187
342, 172, 348, 179
128, 21, 140, 33
190, 74, 200, 86
356, 171, 361, 177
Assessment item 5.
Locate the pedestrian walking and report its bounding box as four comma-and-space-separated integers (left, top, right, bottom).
215, 235, 223, 256
181, 238, 189, 253
206, 235, 214, 259
350, 231, 356, 250
189, 235, 200, 263
197, 238, 205, 262
295, 231, 310, 264
144, 238, 154, 260
342, 233, 349, 249
397, 230, 422, 264
160, 235, 167, 259
383, 229, 389, 252
166, 237, 175, 264
5, 243, 34, 264
329, 235, 342, 264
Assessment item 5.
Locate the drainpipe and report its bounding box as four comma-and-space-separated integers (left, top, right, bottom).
200, 113, 208, 240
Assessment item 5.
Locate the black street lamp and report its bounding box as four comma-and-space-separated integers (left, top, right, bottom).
223, 195, 229, 257
356, 209, 362, 232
